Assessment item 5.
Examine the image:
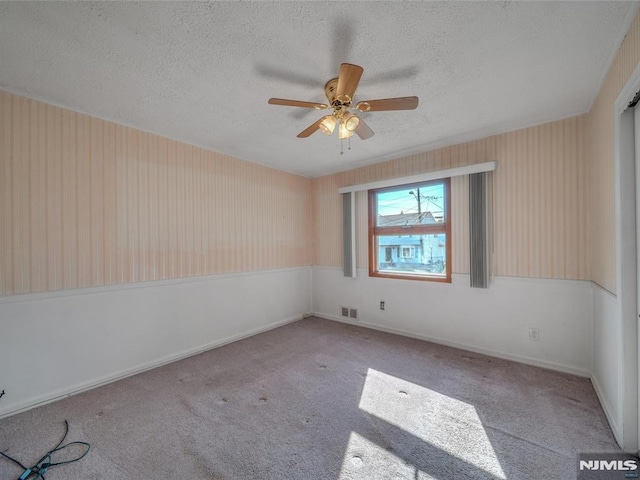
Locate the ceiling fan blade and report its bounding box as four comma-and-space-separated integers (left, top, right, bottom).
335, 63, 364, 103
354, 117, 374, 140
355, 96, 419, 112
268, 98, 328, 109
297, 117, 325, 138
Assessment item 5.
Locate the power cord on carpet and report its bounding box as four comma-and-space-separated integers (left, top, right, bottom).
0, 420, 90, 480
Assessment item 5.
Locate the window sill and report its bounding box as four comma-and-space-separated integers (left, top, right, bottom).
369, 271, 452, 283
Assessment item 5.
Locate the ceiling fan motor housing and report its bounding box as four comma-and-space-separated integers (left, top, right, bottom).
324, 78, 340, 104
325, 78, 352, 120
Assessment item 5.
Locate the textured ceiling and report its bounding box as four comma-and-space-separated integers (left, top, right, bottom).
0, 2, 637, 177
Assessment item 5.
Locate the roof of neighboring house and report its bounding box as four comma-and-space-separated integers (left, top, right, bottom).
377, 211, 438, 227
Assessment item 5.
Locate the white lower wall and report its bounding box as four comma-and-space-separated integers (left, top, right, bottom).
0, 264, 618, 436
591, 282, 622, 445
312, 267, 593, 376
0, 267, 311, 418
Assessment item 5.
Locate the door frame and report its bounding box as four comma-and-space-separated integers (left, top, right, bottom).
614, 60, 640, 453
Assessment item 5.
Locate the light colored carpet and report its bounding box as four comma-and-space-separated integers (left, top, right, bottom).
0, 317, 619, 479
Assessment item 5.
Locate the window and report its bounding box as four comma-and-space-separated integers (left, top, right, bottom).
369, 178, 451, 282
401, 247, 415, 258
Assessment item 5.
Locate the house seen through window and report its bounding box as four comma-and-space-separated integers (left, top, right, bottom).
368, 178, 451, 282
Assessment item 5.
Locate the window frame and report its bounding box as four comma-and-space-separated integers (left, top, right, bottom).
368, 178, 452, 283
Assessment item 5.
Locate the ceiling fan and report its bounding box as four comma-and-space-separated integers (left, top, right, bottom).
268, 63, 418, 147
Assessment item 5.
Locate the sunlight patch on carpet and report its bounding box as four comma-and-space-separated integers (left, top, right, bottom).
358, 368, 506, 479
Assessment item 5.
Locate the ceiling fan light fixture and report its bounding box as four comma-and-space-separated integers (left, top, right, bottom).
338, 121, 354, 139
343, 112, 360, 131
319, 115, 337, 135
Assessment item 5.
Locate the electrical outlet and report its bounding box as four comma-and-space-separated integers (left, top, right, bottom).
349, 308, 358, 319
341, 306, 349, 317
529, 328, 540, 342
380, 301, 385, 311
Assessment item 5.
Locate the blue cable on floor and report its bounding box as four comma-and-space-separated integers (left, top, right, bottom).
0, 420, 90, 480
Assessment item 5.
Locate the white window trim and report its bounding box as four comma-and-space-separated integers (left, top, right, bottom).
337, 161, 496, 194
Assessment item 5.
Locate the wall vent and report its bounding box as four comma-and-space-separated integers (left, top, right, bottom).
341, 306, 349, 317
349, 308, 358, 319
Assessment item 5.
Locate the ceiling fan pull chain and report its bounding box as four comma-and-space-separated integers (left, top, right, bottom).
340, 138, 344, 155
348, 136, 351, 151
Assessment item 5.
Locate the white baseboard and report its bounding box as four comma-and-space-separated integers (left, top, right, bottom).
591, 372, 622, 447
315, 313, 591, 377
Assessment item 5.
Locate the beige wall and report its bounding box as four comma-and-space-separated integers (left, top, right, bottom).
4, 8, 639, 296
0, 91, 311, 296
312, 115, 589, 280
587, 12, 640, 294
